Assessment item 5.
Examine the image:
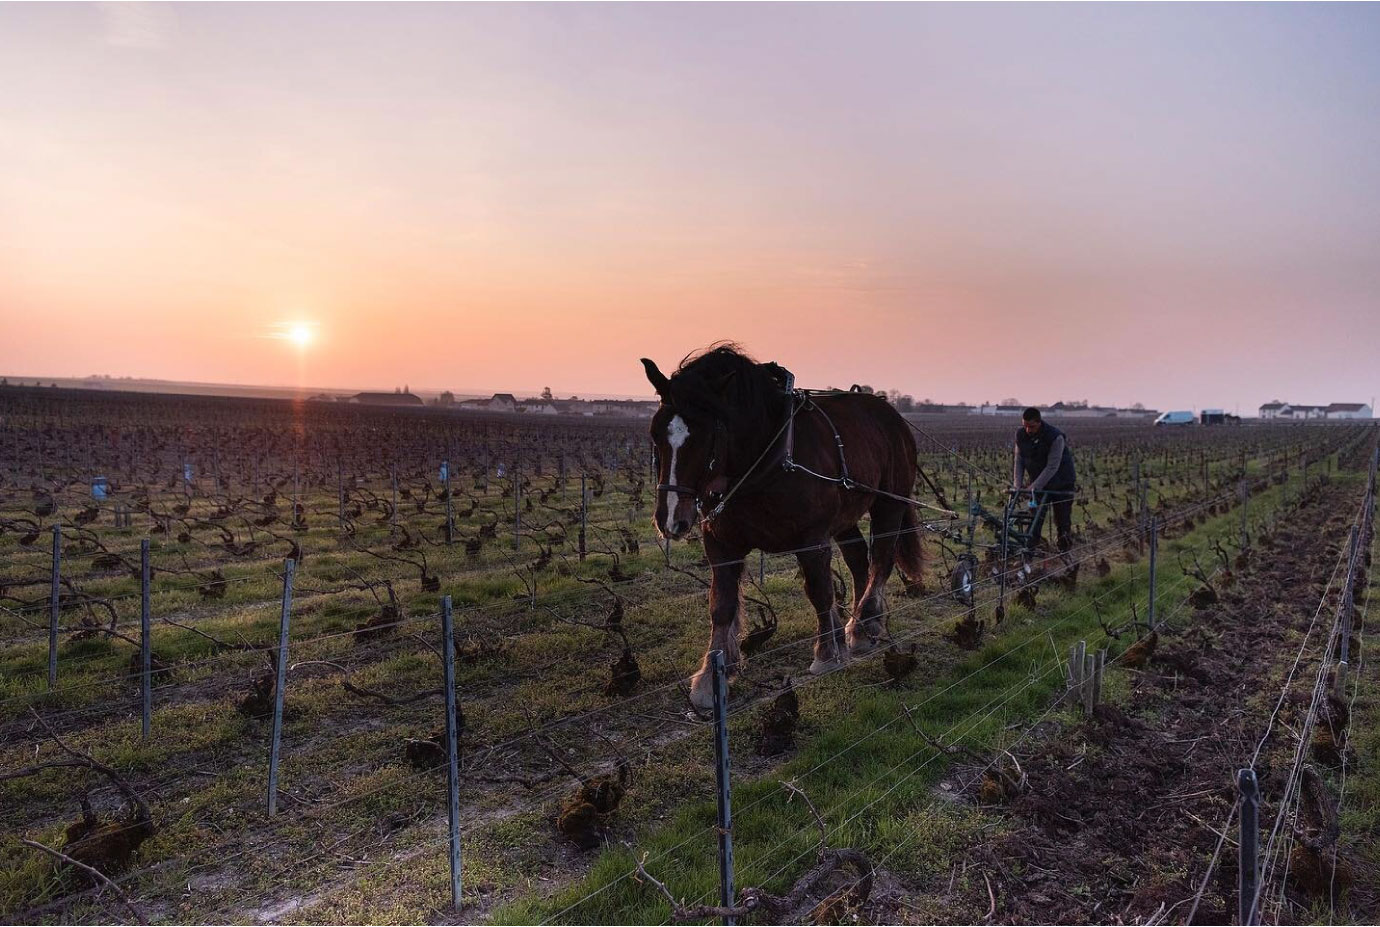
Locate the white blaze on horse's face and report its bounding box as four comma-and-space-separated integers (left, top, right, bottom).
663, 414, 691, 537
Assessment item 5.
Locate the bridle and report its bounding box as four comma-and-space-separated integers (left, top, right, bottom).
654, 416, 731, 520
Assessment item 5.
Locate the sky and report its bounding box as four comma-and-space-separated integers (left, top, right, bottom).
1, 3, 1378, 411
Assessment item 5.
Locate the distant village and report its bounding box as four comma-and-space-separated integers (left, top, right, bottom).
328, 390, 1373, 422
324, 390, 1185, 420
26, 378, 1370, 421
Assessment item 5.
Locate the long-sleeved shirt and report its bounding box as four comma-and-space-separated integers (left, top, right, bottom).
1013, 420, 1075, 491
1014, 434, 1066, 490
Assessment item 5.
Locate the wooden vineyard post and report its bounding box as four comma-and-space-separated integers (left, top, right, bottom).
711, 649, 736, 924
48, 524, 61, 689
440, 595, 463, 910
140, 539, 152, 738
266, 559, 296, 816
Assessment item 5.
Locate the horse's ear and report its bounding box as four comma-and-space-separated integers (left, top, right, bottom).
641, 358, 671, 398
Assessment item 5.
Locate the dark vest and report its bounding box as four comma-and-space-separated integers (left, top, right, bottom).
1016, 422, 1076, 487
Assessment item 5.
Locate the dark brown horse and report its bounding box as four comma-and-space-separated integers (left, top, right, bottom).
642, 345, 924, 711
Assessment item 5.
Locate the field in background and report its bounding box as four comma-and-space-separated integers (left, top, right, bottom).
0, 385, 1373, 924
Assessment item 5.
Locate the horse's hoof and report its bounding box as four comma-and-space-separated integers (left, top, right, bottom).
849, 637, 878, 655
809, 655, 841, 674
688, 672, 715, 713
845, 620, 879, 654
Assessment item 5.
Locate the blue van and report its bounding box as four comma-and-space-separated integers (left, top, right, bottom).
1154, 411, 1196, 426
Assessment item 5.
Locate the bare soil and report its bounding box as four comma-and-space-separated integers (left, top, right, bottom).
879, 478, 1376, 925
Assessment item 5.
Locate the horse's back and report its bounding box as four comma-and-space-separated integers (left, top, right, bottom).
807, 392, 917, 488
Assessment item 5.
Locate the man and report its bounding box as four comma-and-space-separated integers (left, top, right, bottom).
1012, 407, 1077, 553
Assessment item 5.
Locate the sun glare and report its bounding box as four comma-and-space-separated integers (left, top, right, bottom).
286, 323, 314, 348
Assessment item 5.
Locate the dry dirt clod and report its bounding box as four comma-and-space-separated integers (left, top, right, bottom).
556, 760, 631, 850
126, 649, 172, 680
236, 671, 276, 719
353, 606, 399, 642
1310, 690, 1350, 766
882, 643, 918, 685
950, 611, 985, 650
61, 799, 155, 876
756, 683, 800, 757
1288, 766, 1351, 903
403, 706, 465, 770
1120, 630, 1158, 669
604, 648, 641, 697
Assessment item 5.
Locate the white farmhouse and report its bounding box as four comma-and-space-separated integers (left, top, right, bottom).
1257, 401, 1371, 420
1325, 402, 1372, 420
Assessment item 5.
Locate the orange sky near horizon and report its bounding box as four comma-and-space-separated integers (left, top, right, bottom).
2, 4, 1378, 410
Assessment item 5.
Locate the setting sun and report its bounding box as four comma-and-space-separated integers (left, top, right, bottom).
285, 323, 314, 348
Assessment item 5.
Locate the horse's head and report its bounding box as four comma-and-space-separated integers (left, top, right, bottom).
644, 358, 728, 539
642, 345, 787, 539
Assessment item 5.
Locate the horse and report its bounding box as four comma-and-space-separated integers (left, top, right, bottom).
642, 345, 925, 711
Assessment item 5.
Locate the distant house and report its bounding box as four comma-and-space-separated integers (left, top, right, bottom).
588, 399, 658, 418
456, 393, 519, 413
351, 391, 423, 406
520, 400, 573, 415
1260, 401, 1368, 421
1268, 404, 1325, 420
1325, 402, 1372, 420
975, 404, 1026, 416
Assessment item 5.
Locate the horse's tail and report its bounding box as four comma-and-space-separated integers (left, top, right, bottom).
895, 502, 925, 587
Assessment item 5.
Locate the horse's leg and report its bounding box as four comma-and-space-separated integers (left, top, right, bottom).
688, 538, 746, 713
797, 544, 845, 674
848, 501, 903, 653
834, 524, 870, 616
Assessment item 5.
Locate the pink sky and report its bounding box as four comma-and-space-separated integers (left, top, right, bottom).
1, 4, 1377, 411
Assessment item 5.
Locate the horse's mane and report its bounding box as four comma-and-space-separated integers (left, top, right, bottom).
670, 340, 783, 416
666, 343, 786, 437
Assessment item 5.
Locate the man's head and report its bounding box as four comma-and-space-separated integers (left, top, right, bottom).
1022, 407, 1042, 435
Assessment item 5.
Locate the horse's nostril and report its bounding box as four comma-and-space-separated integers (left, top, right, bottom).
671, 520, 690, 537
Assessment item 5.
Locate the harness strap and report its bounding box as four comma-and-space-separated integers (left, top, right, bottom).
690, 388, 960, 525
701, 396, 801, 522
